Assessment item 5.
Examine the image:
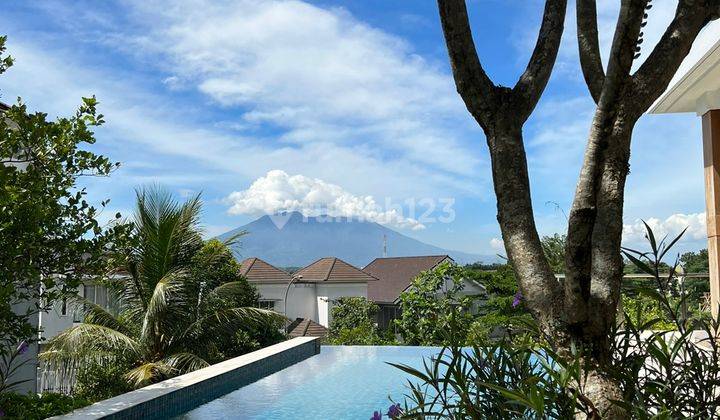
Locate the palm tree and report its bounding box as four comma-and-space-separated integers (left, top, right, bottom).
41, 186, 284, 388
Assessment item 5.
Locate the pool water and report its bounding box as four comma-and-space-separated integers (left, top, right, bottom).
177, 346, 440, 419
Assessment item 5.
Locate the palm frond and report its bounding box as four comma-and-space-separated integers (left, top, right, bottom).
180, 307, 285, 345
69, 295, 130, 335
124, 361, 175, 388
140, 269, 188, 348
219, 229, 247, 248
161, 352, 210, 375
206, 281, 255, 302
40, 323, 141, 365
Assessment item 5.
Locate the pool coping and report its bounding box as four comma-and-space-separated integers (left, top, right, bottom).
51, 336, 321, 419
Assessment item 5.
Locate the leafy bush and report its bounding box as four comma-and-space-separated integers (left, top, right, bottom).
392, 338, 588, 419
620, 294, 677, 331
395, 263, 476, 346
396, 224, 720, 418
467, 264, 532, 343
0, 392, 90, 419
328, 297, 383, 345
73, 359, 133, 402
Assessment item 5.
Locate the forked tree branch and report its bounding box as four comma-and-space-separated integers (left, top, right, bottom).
437, 0, 500, 130
513, 0, 568, 122
438, 0, 567, 324
576, 0, 605, 103
564, 0, 649, 325
630, 0, 720, 117
439, 0, 567, 129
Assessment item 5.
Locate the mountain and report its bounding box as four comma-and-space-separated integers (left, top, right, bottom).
216, 212, 497, 268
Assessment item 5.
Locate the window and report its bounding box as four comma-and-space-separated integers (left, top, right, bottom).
60, 298, 68, 316
258, 300, 275, 310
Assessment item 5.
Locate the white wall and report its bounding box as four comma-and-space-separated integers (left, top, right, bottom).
253, 282, 369, 327
317, 283, 368, 327
39, 293, 77, 342
6, 301, 39, 394
254, 283, 318, 322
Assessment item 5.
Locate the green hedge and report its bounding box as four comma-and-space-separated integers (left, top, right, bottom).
0, 392, 90, 419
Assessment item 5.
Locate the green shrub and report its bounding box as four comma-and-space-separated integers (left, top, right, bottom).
396, 225, 720, 418
328, 297, 383, 345
73, 359, 133, 402
395, 263, 476, 346
621, 294, 677, 331
0, 392, 90, 419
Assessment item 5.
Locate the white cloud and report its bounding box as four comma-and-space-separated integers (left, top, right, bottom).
226, 170, 425, 230
622, 213, 706, 248
490, 237, 504, 251
123, 0, 481, 177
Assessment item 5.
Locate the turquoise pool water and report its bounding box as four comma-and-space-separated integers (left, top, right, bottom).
177, 346, 439, 419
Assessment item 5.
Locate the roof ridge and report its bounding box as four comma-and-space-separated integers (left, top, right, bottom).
303, 319, 310, 335
325, 257, 337, 281
247, 257, 258, 271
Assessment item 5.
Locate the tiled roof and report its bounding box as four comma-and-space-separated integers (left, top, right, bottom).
364, 255, 452, 303
238, 257, 292, 283
288, 319, 328, 338
294, 257, 378, 283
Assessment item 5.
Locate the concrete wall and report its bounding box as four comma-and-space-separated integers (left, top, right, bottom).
317, 283, 368, 327
254, 282, 370, 327
254, 283, 318, 321
51, 337, 321, 420
5, 301, 39, 395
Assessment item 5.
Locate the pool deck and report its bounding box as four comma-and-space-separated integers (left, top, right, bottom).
50, 336, 321, 420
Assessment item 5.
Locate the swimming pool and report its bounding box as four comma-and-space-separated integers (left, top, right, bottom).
177, 345, 439, 419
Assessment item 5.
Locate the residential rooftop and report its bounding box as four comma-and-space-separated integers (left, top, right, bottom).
364, 255, 452, 303
294, 257, 378, 283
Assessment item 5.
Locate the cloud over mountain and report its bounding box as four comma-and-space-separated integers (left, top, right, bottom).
226, 170, 425, 230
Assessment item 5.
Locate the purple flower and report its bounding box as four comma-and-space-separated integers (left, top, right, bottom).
512, 291, 523, 308
16, 340, 29, 355
371, 411, 383, 420
387, 403, 402, 418
0, 408, 5, 417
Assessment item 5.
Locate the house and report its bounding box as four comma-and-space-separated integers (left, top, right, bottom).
363, 255, 486, 329
650, 37, 720, 317
239, 257, 377, 333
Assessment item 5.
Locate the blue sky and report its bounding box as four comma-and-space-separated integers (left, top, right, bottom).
0, 0, 718, 257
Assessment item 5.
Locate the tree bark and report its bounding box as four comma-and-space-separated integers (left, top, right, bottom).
486, 124, 563, 329
435, 0, 720, 418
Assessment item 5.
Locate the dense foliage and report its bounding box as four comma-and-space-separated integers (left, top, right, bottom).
540, 233, 566, 274
397, 225, 720, 418
465, 264, 532, 343
41, 188, 284, 390
0, 392, 90, 419
395, 263, 477, 346
328, 297, 383, 345
73, 358, 133, 403
680, 249, 709, 273
0, 37, 130, 391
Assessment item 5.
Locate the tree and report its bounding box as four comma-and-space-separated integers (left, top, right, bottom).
41, 187, 283, 388
395, 262, 476, 346
541, 234, 566, 274
679, 249, 709, 273
466, 264, 532, 343
328, 297, 381, 345
437, 0, 720, 414
189, 239, 260, 309
0, 35, 130, 389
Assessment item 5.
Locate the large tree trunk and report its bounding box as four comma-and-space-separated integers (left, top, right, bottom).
438, 0, 720, 417
487, 124, 563, 328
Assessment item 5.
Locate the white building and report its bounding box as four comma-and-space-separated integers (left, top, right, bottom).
363, 255, 487, 329
238, 257, 377, 335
